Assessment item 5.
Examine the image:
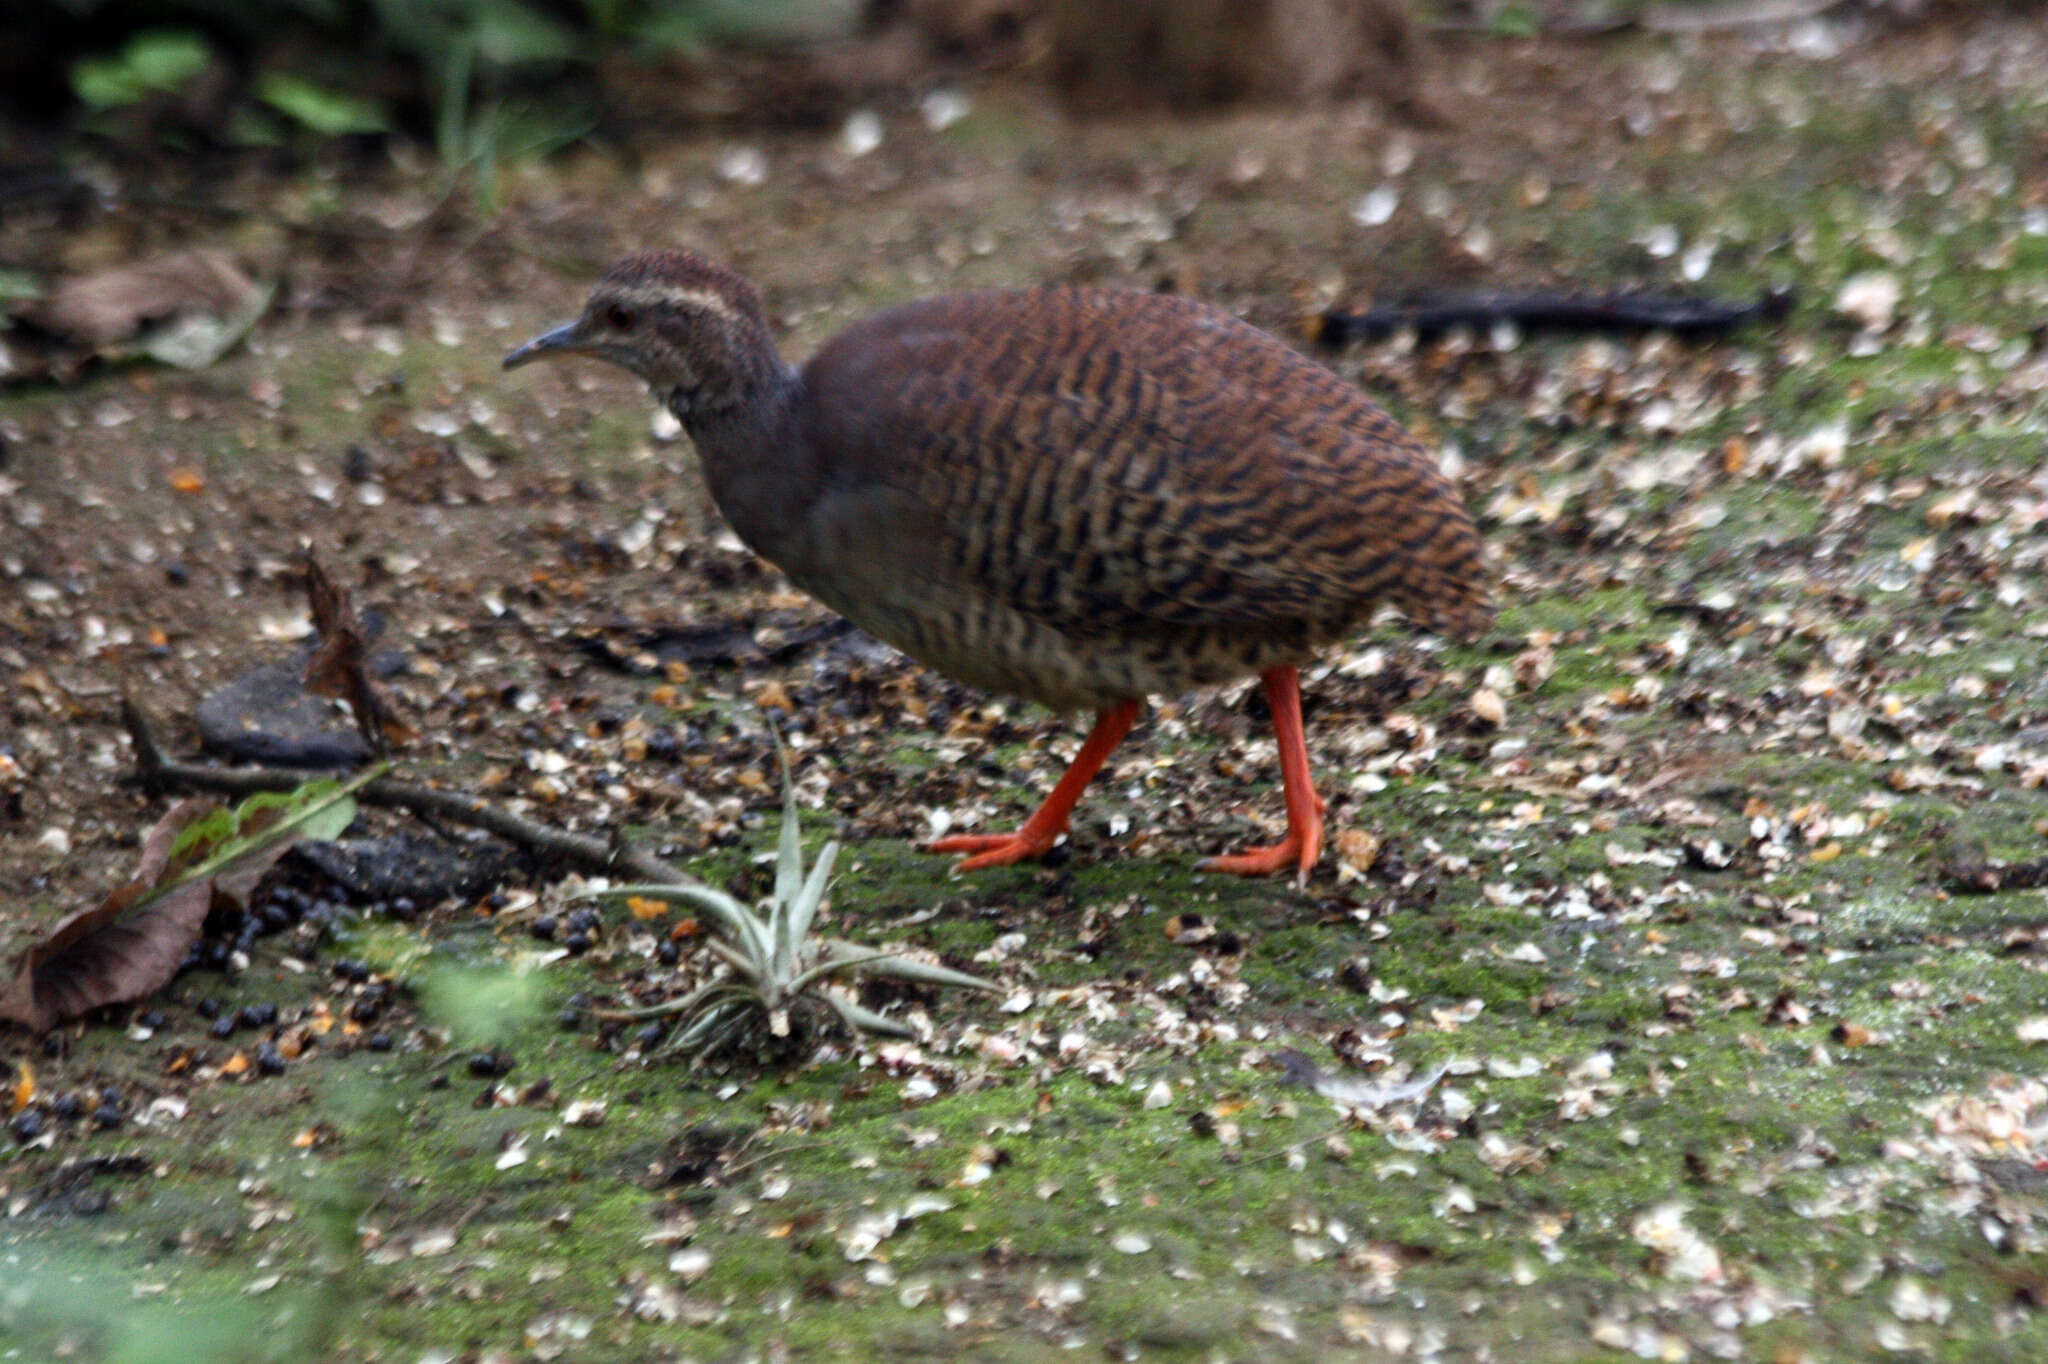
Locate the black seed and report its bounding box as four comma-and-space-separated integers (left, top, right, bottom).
92, 1104, 122, 1130
139, 1010, 168, 1030
210, 1017, 237, 1040
635, 1023, 666, 1048
564, 932, 590, 956
256, 1044, 286, 1076
52, 1093, 82, 1120
657, 939, 680, 966
10, 1109, 45, 1143
530, 915, 558, 942
367, 1032, 393, 1052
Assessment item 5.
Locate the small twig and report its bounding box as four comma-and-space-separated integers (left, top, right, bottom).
717, 1139, 829, 1182
449, 1194, 493, 1237
121, 697, 687, 886
1243, 1124, 1363, 1166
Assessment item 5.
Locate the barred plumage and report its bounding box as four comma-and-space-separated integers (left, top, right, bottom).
507, 251, 1491, 878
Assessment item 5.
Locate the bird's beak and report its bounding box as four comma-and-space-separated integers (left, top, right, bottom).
502, 320, 587, 370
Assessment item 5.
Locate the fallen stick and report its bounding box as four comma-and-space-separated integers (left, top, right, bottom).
1318, 286, 1795, 347
121, 697, 689, 887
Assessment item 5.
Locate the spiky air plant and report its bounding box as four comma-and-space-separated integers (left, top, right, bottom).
578, 770, 997, 1059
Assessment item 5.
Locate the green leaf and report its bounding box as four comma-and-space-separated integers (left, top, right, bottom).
167, 769, 369, 868
470, 0, 581, 68
1488, 4, 1540, 39
127, 30, 212, 88
820, 991, 915, 1040
255, 72, 390, 136
784, 840, 836, 967
820, 937, 997, 992
71, 30, 211, 109
158, 766, 381, 903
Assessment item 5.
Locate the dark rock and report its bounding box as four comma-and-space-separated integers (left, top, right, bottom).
292, 834, 518, 906
193, 622, 403, 768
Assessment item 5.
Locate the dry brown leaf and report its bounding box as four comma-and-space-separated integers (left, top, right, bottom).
23, 248, 257, 347
303, 553, 415, 754
1, 772, 366, 1033
0, 801, 219, 1033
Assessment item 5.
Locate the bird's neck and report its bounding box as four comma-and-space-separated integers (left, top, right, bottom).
680, 363, 817, 562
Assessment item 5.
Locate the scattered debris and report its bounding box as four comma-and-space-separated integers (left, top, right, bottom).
1270, 1049, 1448, 1111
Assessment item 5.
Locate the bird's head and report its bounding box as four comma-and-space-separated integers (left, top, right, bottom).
503, 251, 779, 420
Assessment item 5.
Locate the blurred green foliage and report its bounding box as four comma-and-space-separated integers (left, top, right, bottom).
70, 29, 214, 109
25, 1, 861, 186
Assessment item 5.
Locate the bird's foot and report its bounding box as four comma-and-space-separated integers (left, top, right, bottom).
1197, 837, 1311, 879
927, 830, 1060, 873
1198, 802, 1325, 882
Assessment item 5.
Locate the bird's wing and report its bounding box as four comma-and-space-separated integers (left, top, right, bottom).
801, 289, 1490, 643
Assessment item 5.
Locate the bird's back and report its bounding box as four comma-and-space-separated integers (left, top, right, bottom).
773, 286, 1488, 708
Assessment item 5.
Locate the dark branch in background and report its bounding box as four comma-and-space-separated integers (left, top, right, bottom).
121, 698, 688, 887
1317, 287, 1796, 348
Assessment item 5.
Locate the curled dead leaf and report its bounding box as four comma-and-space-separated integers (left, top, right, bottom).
0, 801, 219, 1033
0, 772, 373, 1033
303, 553, 415, 755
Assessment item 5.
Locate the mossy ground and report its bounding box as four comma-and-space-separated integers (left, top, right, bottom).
8, 11, 2048, 1362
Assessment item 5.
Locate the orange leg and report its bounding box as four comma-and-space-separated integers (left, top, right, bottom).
929, 700, 1142, 872
1199, 665, 1326, 882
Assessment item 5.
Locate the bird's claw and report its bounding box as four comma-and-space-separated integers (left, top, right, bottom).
1198, 816, 1324, 884
927, 830, 1059, 873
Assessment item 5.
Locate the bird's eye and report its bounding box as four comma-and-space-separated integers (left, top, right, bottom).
605, 304, 637, 331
